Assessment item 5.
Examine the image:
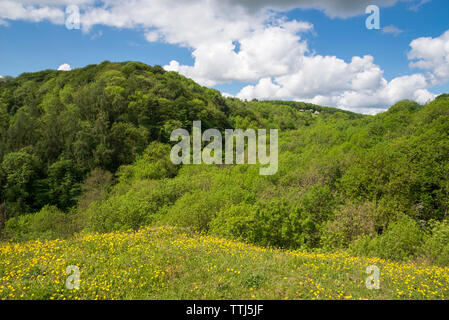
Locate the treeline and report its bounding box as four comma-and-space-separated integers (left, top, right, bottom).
2, 62, 449, 265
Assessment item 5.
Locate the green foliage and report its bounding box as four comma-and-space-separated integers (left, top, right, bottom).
0, 61, 233, 213
5, 205, 73, 240
210, 203, 257, 241
4, 214, 32, 240
322, 201, 377, 249
46, 160, 82, 209
117, 141, 177, 183
76, 168, 113, 214
2, 61, 449, 266
250, 200, 306, 248
351, 215, 425, 261
1, 150, 42, 216
420, 220, 449, 266
85, 178, 190, 233
162, 168, 255, 233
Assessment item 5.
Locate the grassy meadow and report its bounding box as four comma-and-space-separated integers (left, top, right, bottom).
1, 226, 448, 300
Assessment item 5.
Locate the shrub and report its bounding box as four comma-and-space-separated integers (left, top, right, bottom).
419, 220, 449, 266
322, 201, 377, 249
351, 215, 424, 261
209, 203, 257, 241
30, 205, 70, 237
5, 205, 71, 240
116, 142, 177, 183
86, 179, 187, 232
4, 214, 33, 240
77, 168, 113, 213
163, 185, 248, 232
251, 199, 307, 249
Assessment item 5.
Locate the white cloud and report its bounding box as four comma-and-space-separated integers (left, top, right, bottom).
232, 27, 449, 113
145, 30, 160, 42
221, 92, 235, 98
163, 19, 311, 86
408, 30, 449, 82
382, 25, 403, 36
0, 0, 65, 24
236, 55, 437, 113
0, 18, 9, 26
57, 63, 71, 71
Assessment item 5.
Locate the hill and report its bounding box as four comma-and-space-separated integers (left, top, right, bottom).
0, 61, 348, 217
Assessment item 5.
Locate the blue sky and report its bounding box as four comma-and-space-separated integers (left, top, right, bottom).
1, 0, 448, 114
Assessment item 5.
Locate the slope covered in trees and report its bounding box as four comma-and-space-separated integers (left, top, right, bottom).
0, 61, 338, 216
0, 61, 231, 216
2, 62, 449, 265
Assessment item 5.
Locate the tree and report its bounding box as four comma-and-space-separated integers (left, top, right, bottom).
1, 150, 42, 216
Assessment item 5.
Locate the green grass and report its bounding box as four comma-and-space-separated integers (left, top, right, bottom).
1, 226, 449, 300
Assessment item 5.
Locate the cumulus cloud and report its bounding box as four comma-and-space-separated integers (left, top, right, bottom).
145, 30, 161, 42
57, 63, 72, 71
0, 0, 444, 114
236, 54, 437, 113
0, 0, 65, 24
221, 92, 235, 98
163, 19, 312, 86
408, 30, 449, 82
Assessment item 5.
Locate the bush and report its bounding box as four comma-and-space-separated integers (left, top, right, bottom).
322, 201, 377, 249
5, 205, 72, 240
4, 214, 33, 240
163, 185, 248, 232
251, 200, 307, 249
116, 142, 177, 183
210, 203, 257, 241
351, 215, 424, 261
77, 168, 113, 213
420, 220, 449, 266
86, 179, 187, 233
